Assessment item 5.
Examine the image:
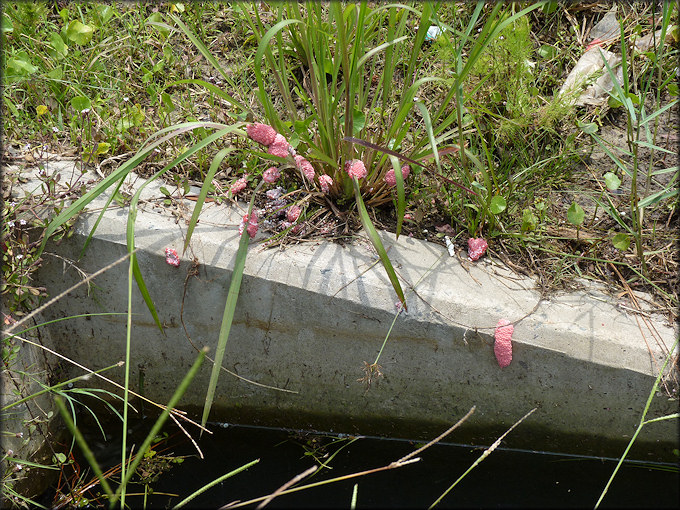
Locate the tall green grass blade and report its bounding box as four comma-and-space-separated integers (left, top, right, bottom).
633, 140, 677, 155
328, 2, 352, 166
587, 131, 633, 177
638, 99, 678, 126
352, 179, 406, 310
3, 457, 59, 471
377, 7, 397, 118
253, 18, 303, 128
403, 2, 433, 89
199, 230, 249, 430
172, 459, 260, 509
650, 165, 678, 176
120, 249, 135, 508
355, 35, 409, 68
129, 254, 164, 334
306, 147, 340, 167
200, 187, 261, 430
591, 194, 633, 233
599, 44, 636, 124
594, 337, 679, 509
618, 19, 630, 102
54, 395, 115, 501
367, 3, 422, 19
346, 1, 368, 142
183, 148, 233, 254
387, 76, 444, 143
79, 178, 127, 258
637, 187, 678, 208
111, 347, 207, 506
414, 100, 440, 170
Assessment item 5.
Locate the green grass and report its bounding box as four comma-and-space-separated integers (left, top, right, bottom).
3, 5, 676, 289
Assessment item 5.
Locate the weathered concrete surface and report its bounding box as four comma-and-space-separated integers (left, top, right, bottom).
13, 157, 678, 461
1, 316, 60, 502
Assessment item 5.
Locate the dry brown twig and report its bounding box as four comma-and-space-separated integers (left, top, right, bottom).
220, 406, 476, 510
609, 262, 678, 397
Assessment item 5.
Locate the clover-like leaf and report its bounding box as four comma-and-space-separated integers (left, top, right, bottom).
603, 172, 621, 191
65, 20, 94, 45
70, 96, 92, 112
612, 232, 630, 251
567, 202, 585, 226
489, 195, 507, 215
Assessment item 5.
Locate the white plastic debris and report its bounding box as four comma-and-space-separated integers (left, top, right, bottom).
444, 236, 455, 257
558, 5, 626, 106
586, 5, 620, 50
559, 47, 624, 106
426, 25, 445, 42
634, 28, 676, 52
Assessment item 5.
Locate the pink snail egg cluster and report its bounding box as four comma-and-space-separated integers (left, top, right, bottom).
385, 164, 410, 187
494, 318, 513, 368
165, 247, 180, 267
239, 212, 259, 238
467, 238, 488, 261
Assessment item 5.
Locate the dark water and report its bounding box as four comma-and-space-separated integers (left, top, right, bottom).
50, 419, 679, 509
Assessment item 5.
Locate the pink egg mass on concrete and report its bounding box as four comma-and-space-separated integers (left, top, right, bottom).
494, 318, 514, 368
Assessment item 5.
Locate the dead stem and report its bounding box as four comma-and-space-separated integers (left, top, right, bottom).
609, 262, 678, 397
256, 465, 318, 509
220, 407, 476, 510
5, 251, 134, 336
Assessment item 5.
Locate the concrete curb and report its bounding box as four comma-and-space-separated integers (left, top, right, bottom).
13, 158, 678, 460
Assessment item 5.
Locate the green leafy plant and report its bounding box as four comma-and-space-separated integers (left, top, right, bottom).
168, 2, 551, 309
1, 3, 222, 163
232, 2, 439, 204
579, 2, 678, 277
567, 201, 585, 227
429, 2, 572, 236
169, 2, 460, 308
